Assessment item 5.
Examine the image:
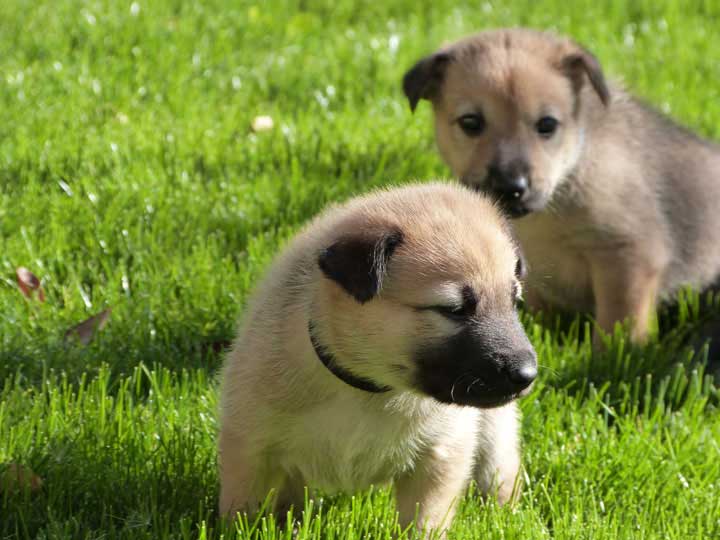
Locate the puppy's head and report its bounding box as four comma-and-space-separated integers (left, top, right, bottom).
403, 29, 609, 218
313, 183, 536, 408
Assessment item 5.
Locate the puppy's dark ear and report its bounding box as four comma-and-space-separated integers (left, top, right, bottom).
561, 48, 610, 107
402, 52, 452, 112
318, 228, 404, 304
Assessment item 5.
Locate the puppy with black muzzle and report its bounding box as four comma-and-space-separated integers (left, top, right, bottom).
218, 182, 537, 535
403, 28, 720, 345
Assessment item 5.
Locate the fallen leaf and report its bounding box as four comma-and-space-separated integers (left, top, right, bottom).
251, 115, 274, 132
16, 267, 45, 302
0, 463, 43, 493
64, 307, 112, 345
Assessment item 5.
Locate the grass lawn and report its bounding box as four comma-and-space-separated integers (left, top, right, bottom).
2, 0, 720, 538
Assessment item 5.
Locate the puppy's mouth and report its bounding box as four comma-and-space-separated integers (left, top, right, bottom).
491, 190, 547, 219
499, 199, 532, 219
464, 179, 547, 218
414, 370, 533, 409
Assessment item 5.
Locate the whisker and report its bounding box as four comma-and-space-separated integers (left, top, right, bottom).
466, 377, 485, 394
450, 373, 472, 402
536, 363, 559, 377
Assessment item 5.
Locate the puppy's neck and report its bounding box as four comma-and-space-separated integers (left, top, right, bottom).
307, 320, 392, 394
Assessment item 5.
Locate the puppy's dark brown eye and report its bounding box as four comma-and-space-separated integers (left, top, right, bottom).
428, 285, 478, 320
457, 114, 485, 137
536, 116, 559, 138
431, 305, 470, 321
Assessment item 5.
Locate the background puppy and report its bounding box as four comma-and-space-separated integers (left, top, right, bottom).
219, 182, 537, 534
403, 28, 720, 344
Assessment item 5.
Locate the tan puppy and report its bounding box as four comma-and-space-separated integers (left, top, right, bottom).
403, 28, 720, 344
219, 182, 536, 534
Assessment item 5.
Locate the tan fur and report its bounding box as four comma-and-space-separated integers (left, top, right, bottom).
406, 28, 720, 341
218, 182, 531, 535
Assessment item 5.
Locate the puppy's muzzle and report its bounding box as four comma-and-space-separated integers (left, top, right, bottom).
413, 316, 537, 408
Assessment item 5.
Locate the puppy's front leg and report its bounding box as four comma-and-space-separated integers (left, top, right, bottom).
394, 440, 476, 537
218, 430, 289, 519
474, 403, 521, 505
589, 252, 661, 345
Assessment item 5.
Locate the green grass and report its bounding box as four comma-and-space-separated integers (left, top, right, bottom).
2, 0, 720, 538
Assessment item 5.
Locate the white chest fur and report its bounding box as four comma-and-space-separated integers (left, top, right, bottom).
276, 391, 480, 493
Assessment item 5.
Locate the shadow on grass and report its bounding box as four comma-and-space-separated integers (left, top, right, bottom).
0, 321, 233, 391
2, 435, 220, 540
523, 288, 720, 418
2, 442, 403, 540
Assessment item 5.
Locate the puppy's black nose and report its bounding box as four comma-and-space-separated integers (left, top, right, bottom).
504, 351, 537, 390
487, 161, 531, 202
492, 174, 528, 200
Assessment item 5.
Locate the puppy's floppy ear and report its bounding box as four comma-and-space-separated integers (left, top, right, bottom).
318, 227, 404, 304
402, 52, 452, 112
560, 48, 610, 107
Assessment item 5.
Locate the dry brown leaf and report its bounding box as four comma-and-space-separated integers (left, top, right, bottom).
16, 267, 45, 302
64, 307, 112, 345
0, 463, 43, 493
